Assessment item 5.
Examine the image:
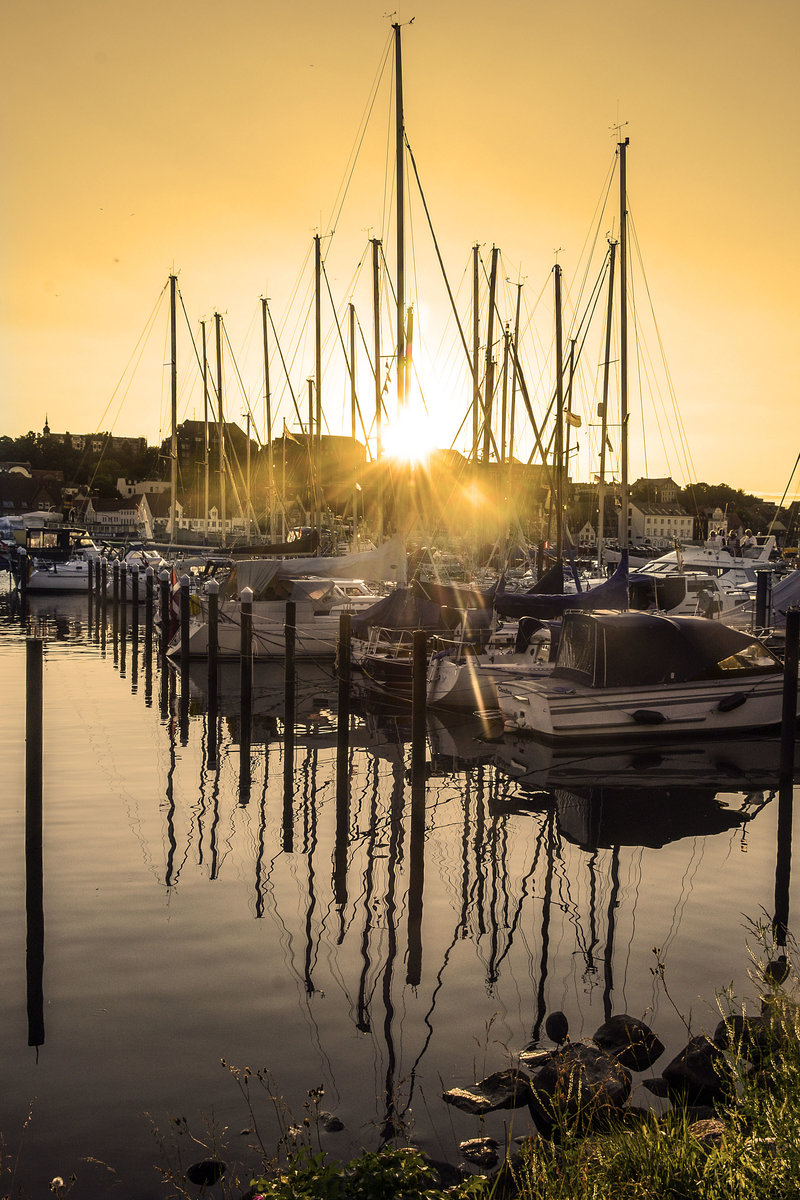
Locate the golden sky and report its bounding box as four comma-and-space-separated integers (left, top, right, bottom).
2, 0, 798, 501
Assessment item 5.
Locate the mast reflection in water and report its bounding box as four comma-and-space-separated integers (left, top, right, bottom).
1, 584, 798, 1200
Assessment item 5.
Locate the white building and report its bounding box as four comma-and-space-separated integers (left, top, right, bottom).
624, 500, 694, 546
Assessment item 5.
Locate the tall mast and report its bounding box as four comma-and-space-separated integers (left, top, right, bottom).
349, 301, 358, 551
169, 274, 177, 544
500, 324, 510, 465
214, 312, 225, 548
597, 240, 617, 570
482, 246, 499, 462
201, 319, 209, 544
472, 244, 480, 463
245, 410, 252, 542
393, 22, 406, 412
509, 279, 523, 464
314, 234, 323, 546
554, 263, 564, 561
261, 297, 275, 539
619, 137, 630, 550
372, 237, 383, 540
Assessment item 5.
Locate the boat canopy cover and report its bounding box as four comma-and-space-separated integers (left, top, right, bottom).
525, 559, 565, 595
412, 576, 503, 610
770, 568, 800, 626
553, 610, 782, 689
495, 552, 628, 620
351, 585, 494, 640
227, 535, 407, 596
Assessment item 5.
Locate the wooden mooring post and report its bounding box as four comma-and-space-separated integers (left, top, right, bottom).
119, 562, 128, 674
100, 558, 108, 650
239, 587, 253, 801
206, 579, 219, 767
407, 628, 427, 986
774, 608, 799, 948
130, 565, 140, 687
159, 569, 171, 660
755, 570, 773, 630
87, 559, 95, 636
334, 611, 352, 907
26, 637, 45, 1050
282, 600, 296, 852
179, 575, 190, 744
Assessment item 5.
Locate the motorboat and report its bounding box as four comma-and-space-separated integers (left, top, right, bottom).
425, 618, 555, 713
631, 534, 778, 594
498, 609, 797, 741
425, 555, 630, 714
169, 536, 406, 660
16, 526, 101, 593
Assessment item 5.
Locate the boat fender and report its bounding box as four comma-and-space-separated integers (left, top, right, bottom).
631, 709, 668, 725
717, 692, 748, 713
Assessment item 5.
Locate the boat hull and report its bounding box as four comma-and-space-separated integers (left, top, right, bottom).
498, 673, 796, 741
26, 562, 94, 592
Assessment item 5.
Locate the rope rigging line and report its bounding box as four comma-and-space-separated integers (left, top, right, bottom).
85, 282, 169, 493
319, 258, 373, 450
627, 209, 697, 485
266, 303, 309, 436
323, 33, 393, 243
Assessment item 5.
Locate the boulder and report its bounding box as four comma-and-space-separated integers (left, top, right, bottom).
459, 1137, 499, 1168
185, 1159, 226, 1187
443, 1068, 533, 1115
592, 1014, 664, 1071
527, 1041, 631, 1132
662, 1036, 732, 1105
689, 1117, 727, 1147
713, 1013, 771, 1064
320, 1112, 345, 1132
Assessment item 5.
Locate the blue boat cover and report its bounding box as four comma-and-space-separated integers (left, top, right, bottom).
496, 552, 629, 620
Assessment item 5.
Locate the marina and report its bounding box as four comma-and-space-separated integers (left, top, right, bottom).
2, 578, 798, 1197
3, 9, 800, 1196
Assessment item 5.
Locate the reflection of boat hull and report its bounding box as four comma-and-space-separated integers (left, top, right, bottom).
553, 783, 747, 849
178, 604, 346, 660
494, 731, 793, 791
493, 732, 791, 849
186, 660, 337, 738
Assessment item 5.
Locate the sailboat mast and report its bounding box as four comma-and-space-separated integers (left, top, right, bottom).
245, 410, 252, 543
482, 246, 499, 462
202, 319, 209, 544
214, 311, 225, 548
314, 234, 322, 545
261, 298, 275, 540
349, 301, 358, 551
372, 237, 383, 540
597, 240, 617, 570
472, 244, 480, 463
169, 274, 177, 544
554, 263, 565, 561
619, 137, 630, 550
393, 22, 406, 412
509, 279, 522, 464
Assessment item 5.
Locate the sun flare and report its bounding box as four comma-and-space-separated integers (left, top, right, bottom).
382, 406, 438, 465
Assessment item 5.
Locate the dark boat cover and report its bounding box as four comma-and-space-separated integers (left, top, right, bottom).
553, 610, 781, 689
351, 585, 494, 640
495, 552, 629, 620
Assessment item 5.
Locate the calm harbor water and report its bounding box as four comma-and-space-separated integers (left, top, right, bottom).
1, 580, 798, 1198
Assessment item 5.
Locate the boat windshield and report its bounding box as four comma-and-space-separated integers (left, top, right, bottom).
718, 642, 781, 672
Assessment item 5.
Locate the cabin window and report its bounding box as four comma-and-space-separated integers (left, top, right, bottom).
717, 643, 779, 672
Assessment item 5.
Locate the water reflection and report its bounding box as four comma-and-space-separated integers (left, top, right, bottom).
2, 581, 798, 1197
